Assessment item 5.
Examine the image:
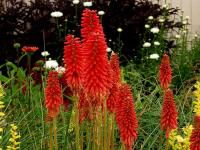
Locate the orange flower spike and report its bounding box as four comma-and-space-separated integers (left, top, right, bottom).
159, 53, 172, 90
190, 115, 200, 150
116, 84, 138, 149
160, 89, 178, 138
45, 71, 62, 118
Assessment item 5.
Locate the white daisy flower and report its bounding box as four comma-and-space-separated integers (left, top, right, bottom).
55, 66, 66, 74
72, 0, 79, 4
150, 27, 159, 34
41, 51, 50, 57
98, 10, 105, 16
175, 34, 181, 39
117, 28, 123, 32
149, 53, 159, 60
145, 24, 150, 29
106, 47, 112, 52
154, 41, 160, 46
182, 20, 187, 25
159, 18, 165, 23
143, 42, 151, 48
83, 1, 92, 7
185, 16, 189, 20
51, 11, 63, 18
148, 16, 154, 20
44, 58, 59, 69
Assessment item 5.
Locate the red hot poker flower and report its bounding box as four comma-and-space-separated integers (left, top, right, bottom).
81, 9, 112, 99
45, 71, 62, 118
64, 35, 83, 92
107, 52, 121, 113
160, 89, 178, 138
82, 32, 111, 99
81, 9, 102, 41
116, 84, 138, 150
22, 46, 39, 53
159, 54, 172, 90
110, 52, 121, 84
190, 115, 200, 150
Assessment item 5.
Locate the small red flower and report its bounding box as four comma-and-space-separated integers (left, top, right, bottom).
190, 115, 200, 150
45, 71, 62, 118
116, 84, 138, 150
22, 46, 39, 52
159, 54, 172, 90
160, 89, 178, 138
64, 35, 83, 93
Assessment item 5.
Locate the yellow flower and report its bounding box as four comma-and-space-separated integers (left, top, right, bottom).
176, 135, 184, 143
0, 112, 5, 117
7, 124, 20, 150
0, 83, 4, 98
193, 81, 200, 115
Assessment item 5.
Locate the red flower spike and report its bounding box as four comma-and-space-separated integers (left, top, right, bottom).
116, 84, 138, 149
78, 91, 93, 123
21, 46, 39, 53
160, 89, 178, 138
190, 115, 200, 150
45, 71, 62, 118
81, 9, 102, 41
107, 84, 119, 113
110, 52, 121, 84
64, 35, 83, 93
82, 31, 111, 99
159, 54, 172, 90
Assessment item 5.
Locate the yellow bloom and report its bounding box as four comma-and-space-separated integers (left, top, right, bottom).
194, 81, 200, 115
0, 112, 5, 117
7, 124, 20, 150
0, 83, 4, 98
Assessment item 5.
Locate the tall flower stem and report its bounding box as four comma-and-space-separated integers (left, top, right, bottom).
165, 138, 169, 150
27, 53, 32, 109
53, 118, 58, 150
49, 123, 53, 150
74, 95, 80, 150
103, 98, 108, 149
108, 113, 115, 150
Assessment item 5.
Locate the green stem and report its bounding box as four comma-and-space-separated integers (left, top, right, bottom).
53, 118, 58, 150
49, 123, 53, 150
165, 138, 169, 150
103, 98, 108, 150
74, 96, 80, 150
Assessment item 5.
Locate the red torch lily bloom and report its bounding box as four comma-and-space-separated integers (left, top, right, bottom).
160, 89, 178, 138
190, 115, 200, 150
21, 46, 39, 53
81, 9, 111, 103
81, 9, 103, 41
45, 71, 62, 118
64, 35, 83, 93
116, 84, 138, 150
107, 52, 121, 113
159, 53, 172, 90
